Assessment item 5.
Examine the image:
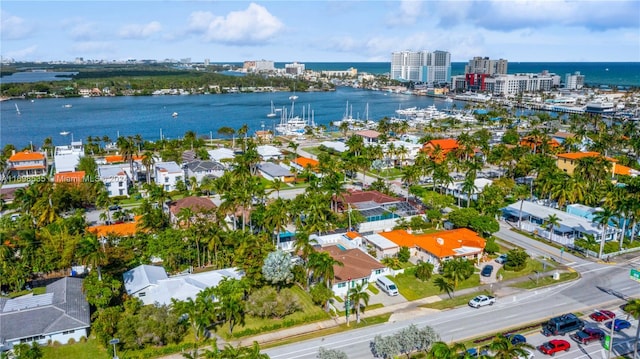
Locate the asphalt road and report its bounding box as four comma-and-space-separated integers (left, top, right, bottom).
264, 249, 640, 359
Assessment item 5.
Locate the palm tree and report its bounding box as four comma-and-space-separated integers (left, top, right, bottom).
427, 341, 466, 359
487, 334, 534, 359
623, 298, 640, 358
544, 214, 561, 242
308, 251, 343, 309
442, 258, 474, 295
264, 198, 291, 247
348, 281, 370, 324
593, 206, 617, 259
513, 184, 530, 230
76, 235, 107, 281
433, 276, 454, 299
141, 150, 155, 184
287, 141, 299, 157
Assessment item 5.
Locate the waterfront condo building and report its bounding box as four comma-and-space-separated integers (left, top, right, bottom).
565, 71, 585, 90
390, 50, 451, 85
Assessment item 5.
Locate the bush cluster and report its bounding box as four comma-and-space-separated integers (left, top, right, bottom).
245, 287, 301, 319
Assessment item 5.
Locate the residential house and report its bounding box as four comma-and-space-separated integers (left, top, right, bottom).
53, 141, 84, 174
422, 139, 459, 162
0, 277, 90, 351
257, 162, 295, 183
184, 160, 226, 183
207, 148, 235, 165
334, 190, 418, 222
378, 228, 486, 270
319, 245, 389, 297
88, 217, 140, 237
443, 178, 493, 204
361, 233, 400, 259
254, 130, 273, 142
556, 152, 636, 178
519, 136, 560, 153
307, 231, 364, 252
122, 265, 243, 306
167, 196, 217, 224
155, 161, 183, 192
257, 145, 283, 161
502, 200, 620, 246
290, 157, 320, 176
384, 140, 422, 166
356, 130, 381, 144
98, 165, 130, 197
319, 141, 348, 154
6, 151, 47, 178
551, 132, 591, 152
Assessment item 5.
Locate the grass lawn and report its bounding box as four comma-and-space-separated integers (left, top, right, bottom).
261, 313, 392, 349
41, 338, 109, 359
392, 272, 480, 301
497, 259, 550, 281
215, 286, 330, 340
302, 146, 322, 156
368, 283, 380, 295
419, 290, 492, 310
511, 271, 580, 289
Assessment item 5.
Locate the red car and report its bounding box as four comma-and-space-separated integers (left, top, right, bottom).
589, 310, 616, 322
570, 327, 605, 344
538, 339, 571, 355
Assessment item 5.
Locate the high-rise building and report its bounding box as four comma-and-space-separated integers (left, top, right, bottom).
565, 71, 585, 90
464, 56, 508, 75
390, 50, 451, 84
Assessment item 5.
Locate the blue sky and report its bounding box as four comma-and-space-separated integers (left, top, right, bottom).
1, 0, 639, 63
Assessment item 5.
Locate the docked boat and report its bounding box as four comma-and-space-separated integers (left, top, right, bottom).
172, 112, 178, 118
275, 98, 316, 136
267, 100, 278, 118
15, 103, 21, 115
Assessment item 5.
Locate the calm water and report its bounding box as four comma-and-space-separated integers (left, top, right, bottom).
1, 87, 461, 148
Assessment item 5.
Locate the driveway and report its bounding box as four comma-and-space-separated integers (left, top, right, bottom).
479, 259, 502, 284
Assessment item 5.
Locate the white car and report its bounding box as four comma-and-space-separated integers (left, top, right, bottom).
496, 254, 508, 264
517, 348, 535, 359
468, 295, 496, 308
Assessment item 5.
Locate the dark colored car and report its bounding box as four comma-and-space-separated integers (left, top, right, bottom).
505, 333, 527, 345
589, 310, 616, 322
570, 328, 605, 344
538, 339, 571, 355
109, 205, 122, 211
481, 265, 494, 277
606, 319, 631, 332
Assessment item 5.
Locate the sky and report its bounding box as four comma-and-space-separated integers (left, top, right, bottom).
1, 0, 639, 63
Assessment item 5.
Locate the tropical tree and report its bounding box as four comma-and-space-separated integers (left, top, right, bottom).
441, 258, 474, 294
623, 298, 640, 359
212, 278, 248, 335
544, 214, 561, 241
76, 234, 107, 281
262, 250, 294, 292
264, 198, 291, 247
171, 287, 218, 358
487, 334, 534, 359
427, 341, 466, 359
433, 276, 454, 298
348, 281, 370, 324
593, 206, 617, 259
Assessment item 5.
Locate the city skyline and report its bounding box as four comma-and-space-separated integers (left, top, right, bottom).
1, 0, 639, 63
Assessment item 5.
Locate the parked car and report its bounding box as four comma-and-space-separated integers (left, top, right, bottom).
481, 265, 494, 277
109, 205, 122, 211
468, 295, 496, 308
605, 319, 631, 332
538, 339, 570, 355
517, 348, 535, 359
570, 327, 605, 344
589, 310, 616, 322
542, 313, 584, 336
505, 333, 527, 345
496, 254, 508, 264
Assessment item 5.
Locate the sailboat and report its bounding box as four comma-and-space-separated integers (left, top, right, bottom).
15, 103, 21, 115
267, 100, 277, 118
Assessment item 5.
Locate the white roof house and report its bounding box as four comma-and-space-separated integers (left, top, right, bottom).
319, 141, 348, 153
155, 161, 183, 192
207, 148, 235, 164
54, 141, 84, 173
503, 201, 620, 246
98, 164, 130, 197
444, 178, 493, 201
123, 265, 243, 306
361, 233, 400, 259
257, 145, 283, 161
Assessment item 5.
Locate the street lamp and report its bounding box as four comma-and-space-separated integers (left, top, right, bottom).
109, 338, 120, 359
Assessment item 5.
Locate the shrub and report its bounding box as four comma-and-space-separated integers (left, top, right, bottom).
484, 237, 500, 254
67, 338, 76, 345
504, 248, 529, 271
245, 287, 301, 319
398, 246, 411, 263
414, 261, 434, 282
310, 283, 333, 306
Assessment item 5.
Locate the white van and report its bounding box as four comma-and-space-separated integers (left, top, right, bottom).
376, 277, 399, 296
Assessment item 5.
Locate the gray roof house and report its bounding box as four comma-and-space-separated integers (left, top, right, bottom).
0, 277, 90, 351
184, 160, 226, 183
123, 265, 243, 306
257, 162, 294, 182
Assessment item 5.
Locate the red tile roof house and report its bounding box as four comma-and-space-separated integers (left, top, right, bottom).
422, 138, 459, 162
319, 245, 390, 297
355, 129, 382, 144
7, 151, 47, 178
378, 228, 486, 271
167, 196, 217, 226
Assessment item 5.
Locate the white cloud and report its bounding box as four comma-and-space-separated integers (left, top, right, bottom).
72, 41, 114, 53
0, 11, 33, 40
119, 21, 162, 39
386, 0, 424, 26
6, 45, 38, 60
187, 3, 284, 45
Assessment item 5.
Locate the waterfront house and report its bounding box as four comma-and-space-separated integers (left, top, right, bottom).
184, 160, 226, 183
257, 162, 295, 183
122, 265, 243, 306
98, 164, 131, 197
207, 148, 236, 165
254, 130, 273, 142
378, 228, 486, 270
0, 277, 90, 352
7, 151, 47, 178
318, 245, 389, 297
154, 161, 183, 192
53, 141, 84, 174
502, 200, 620, 246
167, 196, 217, 225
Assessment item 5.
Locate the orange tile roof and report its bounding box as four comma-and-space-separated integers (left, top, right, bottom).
54, 171, 86, 184
379, 228, 486, 259
424, 139, 459, 150
556, 152, 617, 162
294, 157, 319, 168
9, 151, 45, 162
105, 155, 144, 163
11, 165, 45, 170
88, 216, 142, 237
614, 164, 634, 176
345, 231, 361, 239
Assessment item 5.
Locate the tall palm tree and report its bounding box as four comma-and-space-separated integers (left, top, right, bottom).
264, 198, 291, 247
623, 298, 640, 359
593, 207, 617, 259
487, 334, 534, 359
141, 150, 155, 184
348, 281, 370, 324
434, 276, 454, 298
427, 341, 466, 359
544, 214, 561, 242
442, 258, 474, 295
76, 235, 107, 281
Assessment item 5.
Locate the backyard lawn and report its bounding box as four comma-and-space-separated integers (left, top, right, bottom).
392, 272, 481, 301
41, 338, 109, 359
